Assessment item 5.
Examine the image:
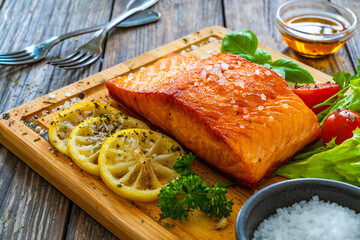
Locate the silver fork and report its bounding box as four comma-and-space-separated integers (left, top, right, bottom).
48, 0, 159, 70
0, 9, 160, 66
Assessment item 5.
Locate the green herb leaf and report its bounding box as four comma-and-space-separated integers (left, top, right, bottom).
315, 59, 360, 124
269, 59, 314, 84
221, 29, 314, 84
253, 49, 272, 65
173, 152, 196, 176
332, 71, 352, 89
317, 76, 360, 125
200, 184, 234, 218
276, 128, 360, 186
158, 153, 234, 220
221, 30, 258, 62
158, 175, 233, 220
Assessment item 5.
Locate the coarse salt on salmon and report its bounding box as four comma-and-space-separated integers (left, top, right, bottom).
106, 53, 320, 188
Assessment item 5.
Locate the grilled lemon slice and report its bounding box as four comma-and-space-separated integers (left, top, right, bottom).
49, 102, 122, 155
68, 116, 149, 176
98, 129, 184, 202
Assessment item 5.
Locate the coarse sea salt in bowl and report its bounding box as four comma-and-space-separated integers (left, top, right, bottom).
236, 178, 360, 240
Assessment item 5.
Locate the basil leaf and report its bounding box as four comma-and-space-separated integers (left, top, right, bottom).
254, 49, 272, 65
220, 29, 314, 84
221, 30, 258, 57
270, 59, 314, 84
270, 67, 285, 79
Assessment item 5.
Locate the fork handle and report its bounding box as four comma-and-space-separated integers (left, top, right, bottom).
102, 0, 159, 33
37, 8, 159, 54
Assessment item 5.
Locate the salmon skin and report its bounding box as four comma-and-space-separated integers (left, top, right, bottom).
106, 53, 320, 188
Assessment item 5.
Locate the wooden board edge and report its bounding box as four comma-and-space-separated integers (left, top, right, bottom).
0, 118, 178, 240
0, 25, 336, 239
3, 26, 227, 117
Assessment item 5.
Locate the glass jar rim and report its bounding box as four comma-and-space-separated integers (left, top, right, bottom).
276, 0, 358, 38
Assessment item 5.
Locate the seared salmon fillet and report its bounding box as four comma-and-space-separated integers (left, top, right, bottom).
106, 53, 320, 188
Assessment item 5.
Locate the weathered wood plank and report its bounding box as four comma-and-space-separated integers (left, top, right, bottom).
330, 0, 360, 69
0, 0, 114, 239
0, 153, 70, 239
64, 0, 225, 239
103, 0, 224, 69
223, 0, 355, 75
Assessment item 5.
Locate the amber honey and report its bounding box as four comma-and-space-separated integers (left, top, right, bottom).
280, 14, 349, 57
276, 1, 357, 58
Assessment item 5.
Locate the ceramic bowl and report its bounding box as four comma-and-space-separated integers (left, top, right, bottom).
236, 178, 360, 240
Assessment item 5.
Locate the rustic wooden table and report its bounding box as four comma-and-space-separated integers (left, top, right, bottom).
0, 0, 359, 239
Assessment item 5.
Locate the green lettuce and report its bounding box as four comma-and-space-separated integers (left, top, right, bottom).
276, 129, 360, 186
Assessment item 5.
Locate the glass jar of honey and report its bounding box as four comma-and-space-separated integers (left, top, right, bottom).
276, 1, 357, 58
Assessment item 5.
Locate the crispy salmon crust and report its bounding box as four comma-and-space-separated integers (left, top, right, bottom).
106, 53, 321, 188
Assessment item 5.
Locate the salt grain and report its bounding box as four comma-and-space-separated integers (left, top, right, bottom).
201, 71, 207, 79
255, 69, 260, 75
65, 92, 71, 97
194, 82, 199, 86
200, 55, 210, 59
258, 106, 264, 111
208, 37, 217, 42
221, 62, 229, 70
253, 196, 360, 240
180, 50, 186, 55
139, 67, 146, 71
206, 50, 213, 54
283, 103, 289, 109
191, 45, 198, 50
205, 65, 213, 70
261, 93, 266, 101
49, 93, 56, 99
265, 70, 271, 76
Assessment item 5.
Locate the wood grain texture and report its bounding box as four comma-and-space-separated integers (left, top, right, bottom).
1, 0, 359, 239
223, 0, 356, 75
65, 1, 225, 239
331, 0, 360, 69
0, 0, 113, 239
0, 26, 336, 240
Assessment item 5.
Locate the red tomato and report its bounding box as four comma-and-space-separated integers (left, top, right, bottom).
292, 83, 340, 114
322, 109, 360, 145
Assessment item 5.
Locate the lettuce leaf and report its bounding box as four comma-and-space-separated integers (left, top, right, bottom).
276, 129, 360, 186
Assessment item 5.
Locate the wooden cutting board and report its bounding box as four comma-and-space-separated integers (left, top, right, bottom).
0, 26, 332, 240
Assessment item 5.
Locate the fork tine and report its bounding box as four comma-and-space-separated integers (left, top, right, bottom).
47, 52, 80, 65
0, 58, 41, 65
64, 55, 100, 70
0, 50, 27, 57
0, 55, 35, 62
0, 52, 30, 59
55, 54, 93, 68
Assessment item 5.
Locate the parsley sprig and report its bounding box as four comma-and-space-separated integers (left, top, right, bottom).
157, 153, 234, 220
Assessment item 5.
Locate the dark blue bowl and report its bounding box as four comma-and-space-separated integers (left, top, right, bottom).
236, 178, 360, 240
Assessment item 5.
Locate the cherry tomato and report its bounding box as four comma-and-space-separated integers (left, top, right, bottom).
322, 109, 360, 145
292, 83, 340, 114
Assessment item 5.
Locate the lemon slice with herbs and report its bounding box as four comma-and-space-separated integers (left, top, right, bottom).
68, 116, 149, 176
49, 102, 122, 155
98, 129, 184, 202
